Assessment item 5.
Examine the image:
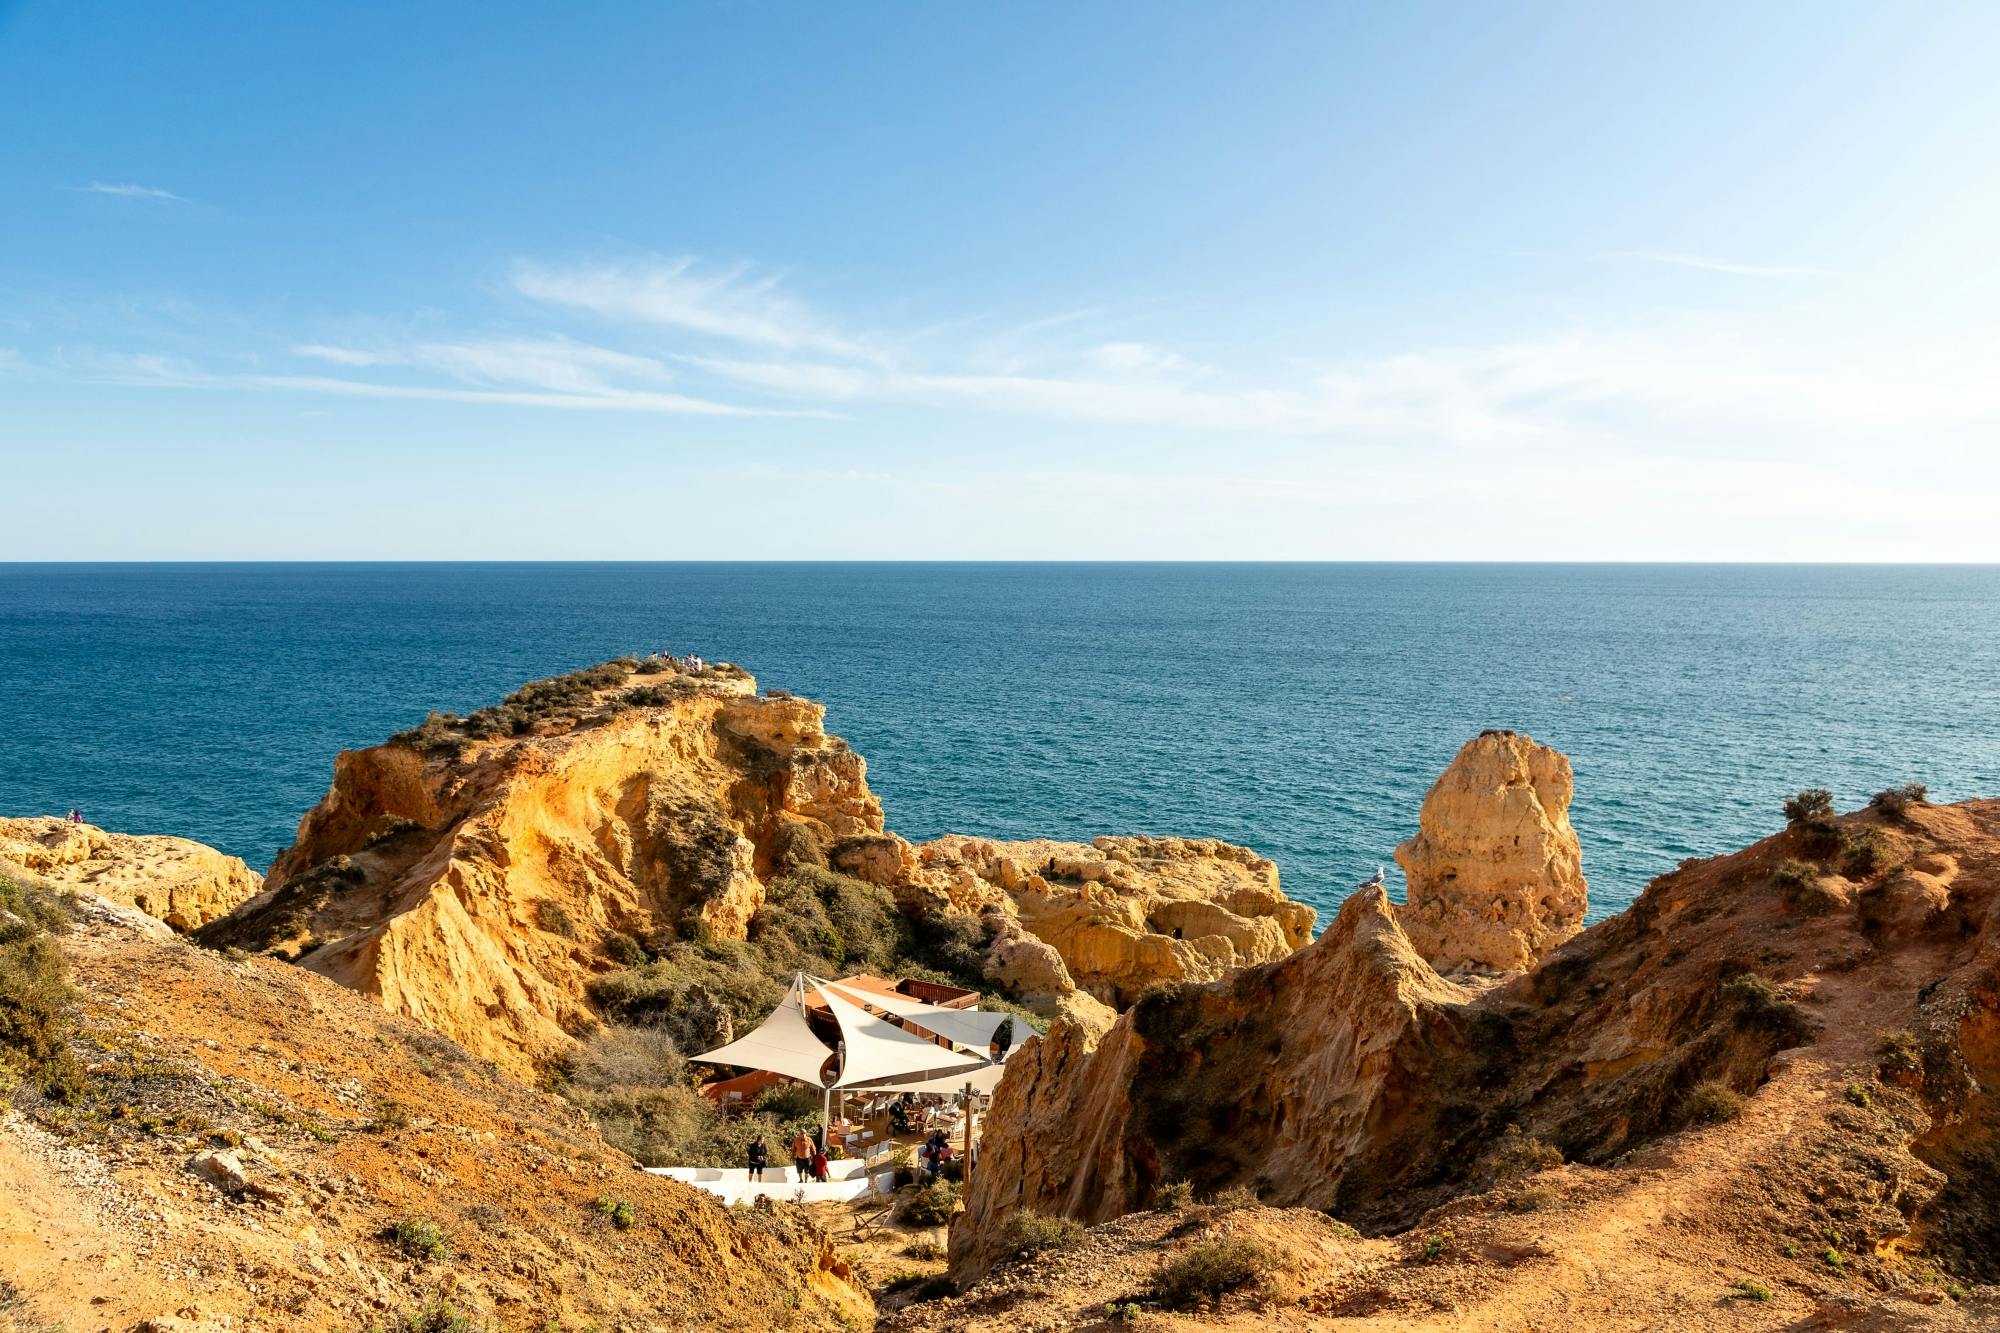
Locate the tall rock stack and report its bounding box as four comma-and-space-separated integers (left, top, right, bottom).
1393, 730, 1586, 974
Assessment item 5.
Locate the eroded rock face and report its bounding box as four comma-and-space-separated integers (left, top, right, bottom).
205, 666, 882, 1076
0, 816, 262, 931
210, 662, 1314, 1076
1393, 730, 1586, 974
952, 887, 1466, 1280
835, 833, 1316, 1011
955, 789, 2000, 1294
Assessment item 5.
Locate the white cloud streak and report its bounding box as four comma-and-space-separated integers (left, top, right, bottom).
512, 257, 873, 358
74, 182, 184, 201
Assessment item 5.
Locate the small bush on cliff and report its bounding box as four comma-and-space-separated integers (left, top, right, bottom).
1680, 1080, 1745, 1126
1155, 1178, 1196, 1210
997, 1210, 1087, 1262
603, 931, 649, 967
1773, 859, 1842, 915
388, 1215, 452, 1262
1156, 1236, 1274, 1310
590, 1194, 637, 1229
898, 1179, 961, 1226
1208, 1184, 1259, 1213
1784, 788, 1835, 829
1840, 825, 1889, 876
1486, 1125, 1563, 1180
770, 819, 826, 873
1870, 784, 1928, 817
533, 899, 578, 939
1720, 973, 1811, 1044
371, 1097, 412, 1132
0, 874, 87, 1105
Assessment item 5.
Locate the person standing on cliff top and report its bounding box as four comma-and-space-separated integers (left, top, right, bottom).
790, 1129, 814, 1182
747, 1135, 768, 1182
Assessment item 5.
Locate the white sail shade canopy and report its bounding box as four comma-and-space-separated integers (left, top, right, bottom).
810, 979, 990, 1089
816, 980, 1016, 1053
687, 977, 836, 1087
690, 973, 1013, 1094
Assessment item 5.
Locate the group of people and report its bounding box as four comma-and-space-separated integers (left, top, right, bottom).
61, 808, 85, 825
919, 1128, 956, 1178
745, 1132, 830, 1184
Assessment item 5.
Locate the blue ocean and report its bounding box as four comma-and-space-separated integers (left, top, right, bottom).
2, 563, 1994, 924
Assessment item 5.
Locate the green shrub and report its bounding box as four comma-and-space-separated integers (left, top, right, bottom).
751, 1082, 822, 1121
1157, 1237, 1273, 1310
1878, 1028, 1921, 1069
1823, 1246, 1847, 1274
378, 1297, 475, 1333
0, 874, 86, 1104
1840, 825, 1889, 875
1209, 1184, 1258, 1212
603, 931, 648, 967
590, 1194, 637, 1230
1784, 789, 1835, 828
770, 820, 827, 872
1732, 1279, 1773, 1301
996, 1210, 1086, 1262
388, 1215, 451, 1262
1155, 1178, 1196, 1210
901, 1234, 946, 1260
1488, 1125, 1562, 1179
898, 1179, 961, 1227
1720, 973, 1809, 1042
1844, 1083, 1871, 1108
1773, 859, 1841, 914
1681, 1080, 1744, 1126
1869, 784, 1927, 817
372, 1097, 412, 1132
533, 899, 578, 939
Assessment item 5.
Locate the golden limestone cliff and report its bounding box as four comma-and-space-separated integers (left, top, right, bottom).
199, 659, 1315, 1075
0, 815, 262, 931
943, 750, 2000, 1326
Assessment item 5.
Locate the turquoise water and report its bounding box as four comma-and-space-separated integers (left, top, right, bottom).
1, 563, 1995, 924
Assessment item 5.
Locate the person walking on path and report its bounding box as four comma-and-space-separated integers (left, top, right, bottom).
809, 1147, 830, 1183
790, 1130, 814, 1182
747, 1135, 768, 1182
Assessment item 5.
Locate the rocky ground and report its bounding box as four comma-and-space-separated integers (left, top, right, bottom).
0, 892, 867, 1332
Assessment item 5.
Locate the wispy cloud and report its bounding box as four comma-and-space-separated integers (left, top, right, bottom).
512, 257, 873, 358
85, 347, 807, 417
73, 182, 184, 202
1595, 250, 1839, 279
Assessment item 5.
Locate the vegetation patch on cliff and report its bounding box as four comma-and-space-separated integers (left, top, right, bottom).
0, 872, 85, 1104
568, 864, 1040, 1165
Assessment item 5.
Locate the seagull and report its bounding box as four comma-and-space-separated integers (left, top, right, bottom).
1361, 865, 1386, 889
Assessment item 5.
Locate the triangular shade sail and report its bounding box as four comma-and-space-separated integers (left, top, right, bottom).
819, 980, 1013, 1053
689, 977, 835, 1087
886, 1060, 1011, 1097
811, 979, 988, 1090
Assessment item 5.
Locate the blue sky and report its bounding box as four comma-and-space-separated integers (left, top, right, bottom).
3, 1, 1997, 559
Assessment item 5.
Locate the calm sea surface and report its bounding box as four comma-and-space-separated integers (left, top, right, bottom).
2, 563, 1995, 924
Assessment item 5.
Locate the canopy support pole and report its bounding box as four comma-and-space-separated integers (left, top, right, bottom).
962, 1080, 974, 1191
821, 1084, 832, 1154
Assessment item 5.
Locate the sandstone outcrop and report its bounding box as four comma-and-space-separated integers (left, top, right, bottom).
952, 886, 1466, 1278
955, 791, 2000, 1307
835, 832, 1315, 1010
1393, 730, 1586, 973
0, 816, 261, 931
204, 660, 1312, 1075
204, 661, 884, 1075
